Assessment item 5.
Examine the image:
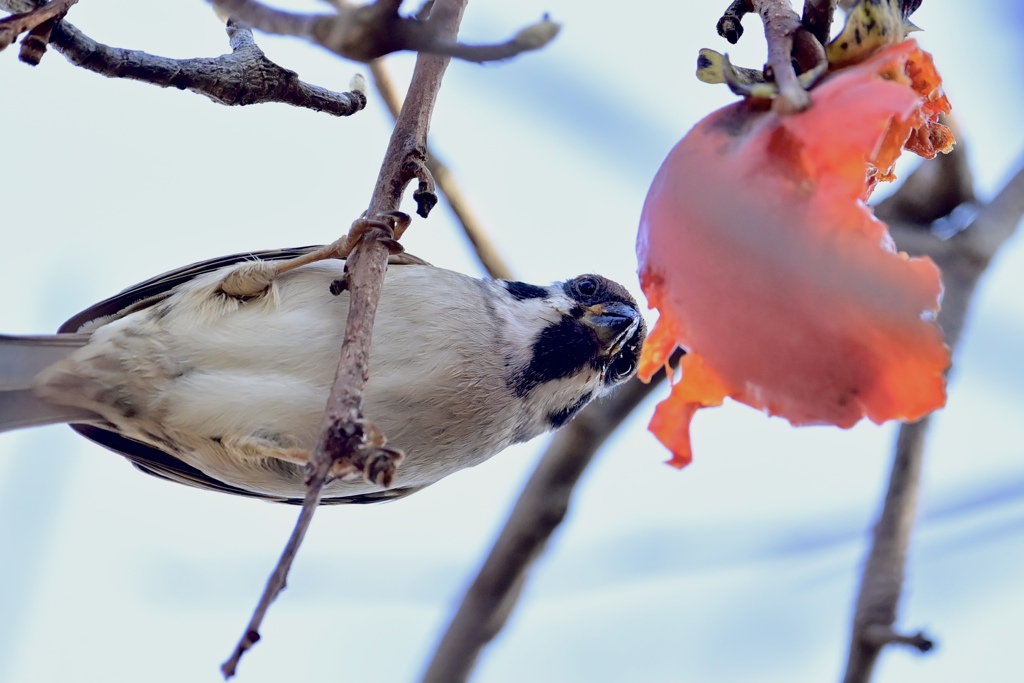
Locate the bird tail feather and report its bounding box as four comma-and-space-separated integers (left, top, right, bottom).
0, 334, 95, 432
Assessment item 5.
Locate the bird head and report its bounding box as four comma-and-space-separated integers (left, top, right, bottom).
497, 273, 646, 432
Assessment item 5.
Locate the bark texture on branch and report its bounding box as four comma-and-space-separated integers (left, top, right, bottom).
751, 0, 811, 111
1, 0, 367, 116
221, 0, 467, 677
369, 59, 514, 281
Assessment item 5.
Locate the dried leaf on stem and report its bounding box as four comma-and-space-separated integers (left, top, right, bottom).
709, 0, 827, 110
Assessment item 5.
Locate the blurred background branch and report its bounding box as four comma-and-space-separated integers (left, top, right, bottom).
209, 0, 559, 64
369, 58, 514, 280
421, 352, 682, 683
844, 132, 1024, 683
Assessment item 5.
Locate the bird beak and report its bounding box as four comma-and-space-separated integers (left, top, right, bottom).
583, 302, 641, 356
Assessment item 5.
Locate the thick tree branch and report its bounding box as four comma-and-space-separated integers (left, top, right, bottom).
210, 0, 559, 64
2, 1, 367, 116
220, 0, 467, 677
421, 352, 683, 683
369, 59, 514, 280
843, 147, 1024, 683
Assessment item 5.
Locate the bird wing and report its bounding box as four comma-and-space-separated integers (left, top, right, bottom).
58, 246, 429, 506
72, 424, 423, 506
58, 246, 430, 334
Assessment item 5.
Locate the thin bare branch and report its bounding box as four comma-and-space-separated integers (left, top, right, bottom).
440, 18, 560, 63
218, 491, 319, 678
421, 352, 682, 683
221, 0, 467, 677
210, 0, 559, 64
801, 0, 836, 46
751, 0, 811, 112
1, 1, 367, 116
844, 416, 931, 683
66, 19, 366, 114
843, 146, 1024, 683
0, 0, 76, 55
369, 59, 515, 280
717, 0, 752, 44
862, 625, 934, 652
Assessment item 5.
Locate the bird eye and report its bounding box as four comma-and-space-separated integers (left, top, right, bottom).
575, 276, 599, 297
608, 357, 636, 382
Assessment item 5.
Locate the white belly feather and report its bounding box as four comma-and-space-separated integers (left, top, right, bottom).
37, 261, 539, 499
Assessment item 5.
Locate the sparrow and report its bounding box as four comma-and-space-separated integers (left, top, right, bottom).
0, 246, 645, 505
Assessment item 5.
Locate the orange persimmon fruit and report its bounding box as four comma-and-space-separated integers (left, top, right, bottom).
637, 39, 954, 468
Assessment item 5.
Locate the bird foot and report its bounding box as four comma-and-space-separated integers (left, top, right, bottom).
267, 210, 412, 280
319, 417, 405, 489
341, 210, 411, 257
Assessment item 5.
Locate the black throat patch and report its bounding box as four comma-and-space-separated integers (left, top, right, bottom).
547, 391, 594, 429
510, 314, 600, 397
